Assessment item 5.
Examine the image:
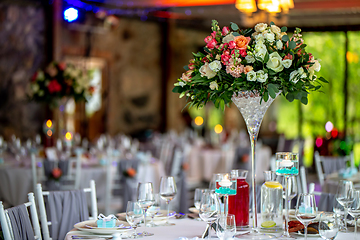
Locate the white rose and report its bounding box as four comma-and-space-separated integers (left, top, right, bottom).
222, 33, 235, 43
256, 70, 268, 83
255, 34, 265, 43
270, 25, 281, 35
209, 81, 219, 90
255, 48, 267, 61
266, 52, 284, 72
31, 83, 39, 93
246, 70, 257, 82
200, 62, 216, 79
255, 23, 267, 33
311, 59, 321, 72
245, 55, 255, 63
282, 59, 292, 68
264, 32, 275, 43
209, 60, 222, 72
289, 70, 299, 83
276, 40, 283, 50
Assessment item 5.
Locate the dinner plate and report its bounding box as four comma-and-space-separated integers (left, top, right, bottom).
74, 220, 131, 235
188, 207, 199, 214
116, 210, 176, 221
295, 232, 320, 237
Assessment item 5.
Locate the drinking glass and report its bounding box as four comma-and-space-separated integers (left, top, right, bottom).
137, 182, 155, 236
126, 201, 144, 239
199, 190, 220, 239
348, 189, 360, 235
295, 193, 317, 240
319, 212, 340, 240
335, 180, 354, 231
281, 175, 298, 209
194, 188, 207, 210
333, 198, 345, 231
147, 193, 161, 227
159, 176, 177, 226
216, 214, 236, 240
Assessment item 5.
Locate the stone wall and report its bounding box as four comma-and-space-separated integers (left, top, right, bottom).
0, 2, 46, 140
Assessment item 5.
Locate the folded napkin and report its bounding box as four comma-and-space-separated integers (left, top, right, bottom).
338, 167, 358, 178
97, 214, 117, 228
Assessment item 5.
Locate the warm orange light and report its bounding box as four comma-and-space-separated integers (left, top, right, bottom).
214, 124, 223, 134
266, 0, 281, 13
347, 51, 359, 63
194, 116, 204, 126
279, 0, 294, 12
258, 0, 273, 10
65, 132, 72, 140
236, 0, 257, 13
46, 120, 52, 128
47, 130, 53, 137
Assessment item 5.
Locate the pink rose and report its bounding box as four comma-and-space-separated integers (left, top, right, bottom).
204, 36, 213, 44
239, 49, 247, 57
283, 54, 293, 60
228, 41, 236, 49
206, 39, 217, 49
221, 54, 231, 64
222, 26, 230, 36
211, 31, 217, 38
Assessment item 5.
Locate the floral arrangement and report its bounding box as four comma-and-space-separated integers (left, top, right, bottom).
123, 167, 136, 178
29, 61, 94, 108
172, 20, 327, 110
50, 167, 62, 181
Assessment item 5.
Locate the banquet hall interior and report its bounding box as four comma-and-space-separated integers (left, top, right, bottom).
1, 0, 360, 239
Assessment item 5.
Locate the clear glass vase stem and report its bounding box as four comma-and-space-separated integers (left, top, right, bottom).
284, 176, 290, 237
250, 134, 258, 233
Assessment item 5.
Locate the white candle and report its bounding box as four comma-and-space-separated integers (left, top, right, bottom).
279, 160, 293, 167
219, 174, 232, 187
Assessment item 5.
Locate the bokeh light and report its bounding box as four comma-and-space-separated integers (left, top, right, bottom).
325, 121, 333, 132
65, 132, 72, 140
47, 130, 53, 137
214, 124, 223, 134
194, 116, 204, 126
315, 137, 323, 147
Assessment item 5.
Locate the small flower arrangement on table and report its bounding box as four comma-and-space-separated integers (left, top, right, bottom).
172, 20, 327, 110
50, 167, 62, 181
29, 61, 94, 108
123, 167, 137, 178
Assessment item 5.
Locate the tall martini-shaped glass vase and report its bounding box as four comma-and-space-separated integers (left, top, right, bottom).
231, 90, 280, 239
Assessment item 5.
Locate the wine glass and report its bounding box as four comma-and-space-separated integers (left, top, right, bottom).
335, 180, 354, 231
137, 182, 155, 236
216, 214, 236, 240
194, 188, 207, 210
318, 212, 340, 240
333, 198, 345, 231
159, 176, 177, 226
199, 190, 220, 239
295, 193, 317, 240
126, 201, 144, 239
348, 189, 360, 235
147, 193, 161, 227
281, 176, 298, 209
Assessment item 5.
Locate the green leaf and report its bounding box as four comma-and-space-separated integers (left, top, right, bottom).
289, 41, 296, 49
220, 99, 225, 111
264, 52, 270, 63
286, 93, 294, 102
230, 22, 239, 31
318, 77, 329, 83
192, 52, 202, 57
270, 21, 275, 26
282, 35, 289, 42
268, 83, 280, 93
301, 96, 308, 105
214, 99, 219, 108
183, 65, 189, 71
172, 86, 183, 93
232, 32, 240, 37
268, 87, 276, 99
263, 91, 269, 102
179, 92, 186, 98
281, 26, 287, 32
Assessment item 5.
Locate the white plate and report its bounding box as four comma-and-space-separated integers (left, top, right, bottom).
188, 207, 199, 214
74, 220, 131, 235
116, 210, 176, 221
295, 232, 320, 237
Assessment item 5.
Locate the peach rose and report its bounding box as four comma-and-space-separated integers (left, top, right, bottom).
244, 65, 253, 74
234, 36, 251, 50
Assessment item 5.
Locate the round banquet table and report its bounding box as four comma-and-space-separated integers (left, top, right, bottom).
65, 217, 359, 240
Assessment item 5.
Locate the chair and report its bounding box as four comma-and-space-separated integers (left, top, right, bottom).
309, 182, 336, 212
314, 151, 349, 186
31, 153, 46, 192
300, 166, 307, 193
0, 192, 42, 240
36, 180, 98, 240
60, 148, 83, 190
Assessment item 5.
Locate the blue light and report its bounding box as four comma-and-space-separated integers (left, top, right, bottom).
64, 7, 78, 22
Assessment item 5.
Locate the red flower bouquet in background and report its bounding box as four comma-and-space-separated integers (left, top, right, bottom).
123, 167, 137, 178
29, 61, 94, 108
50, 167, 62, 181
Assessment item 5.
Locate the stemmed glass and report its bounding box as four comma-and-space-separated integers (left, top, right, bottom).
335, 180, 354, 231
126, 201, 144, 239
348, 189, 360, 235
137, 182, 155, 236
194, 188, 207, 210
281, 176, 298, 210
318, 212, 340, 240
333, 198, 345, 231
216, 214, 236, 240
275, 152, 299, 239
199, 190, 220, 239
147, 193, 161, 227
295, 193, 317, 240
159, 176, 177, 226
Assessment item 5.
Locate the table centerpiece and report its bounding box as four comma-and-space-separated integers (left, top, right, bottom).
172, 20, 327, 238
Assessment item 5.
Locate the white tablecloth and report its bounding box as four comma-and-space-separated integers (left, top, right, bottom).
65, 218, 359, 240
